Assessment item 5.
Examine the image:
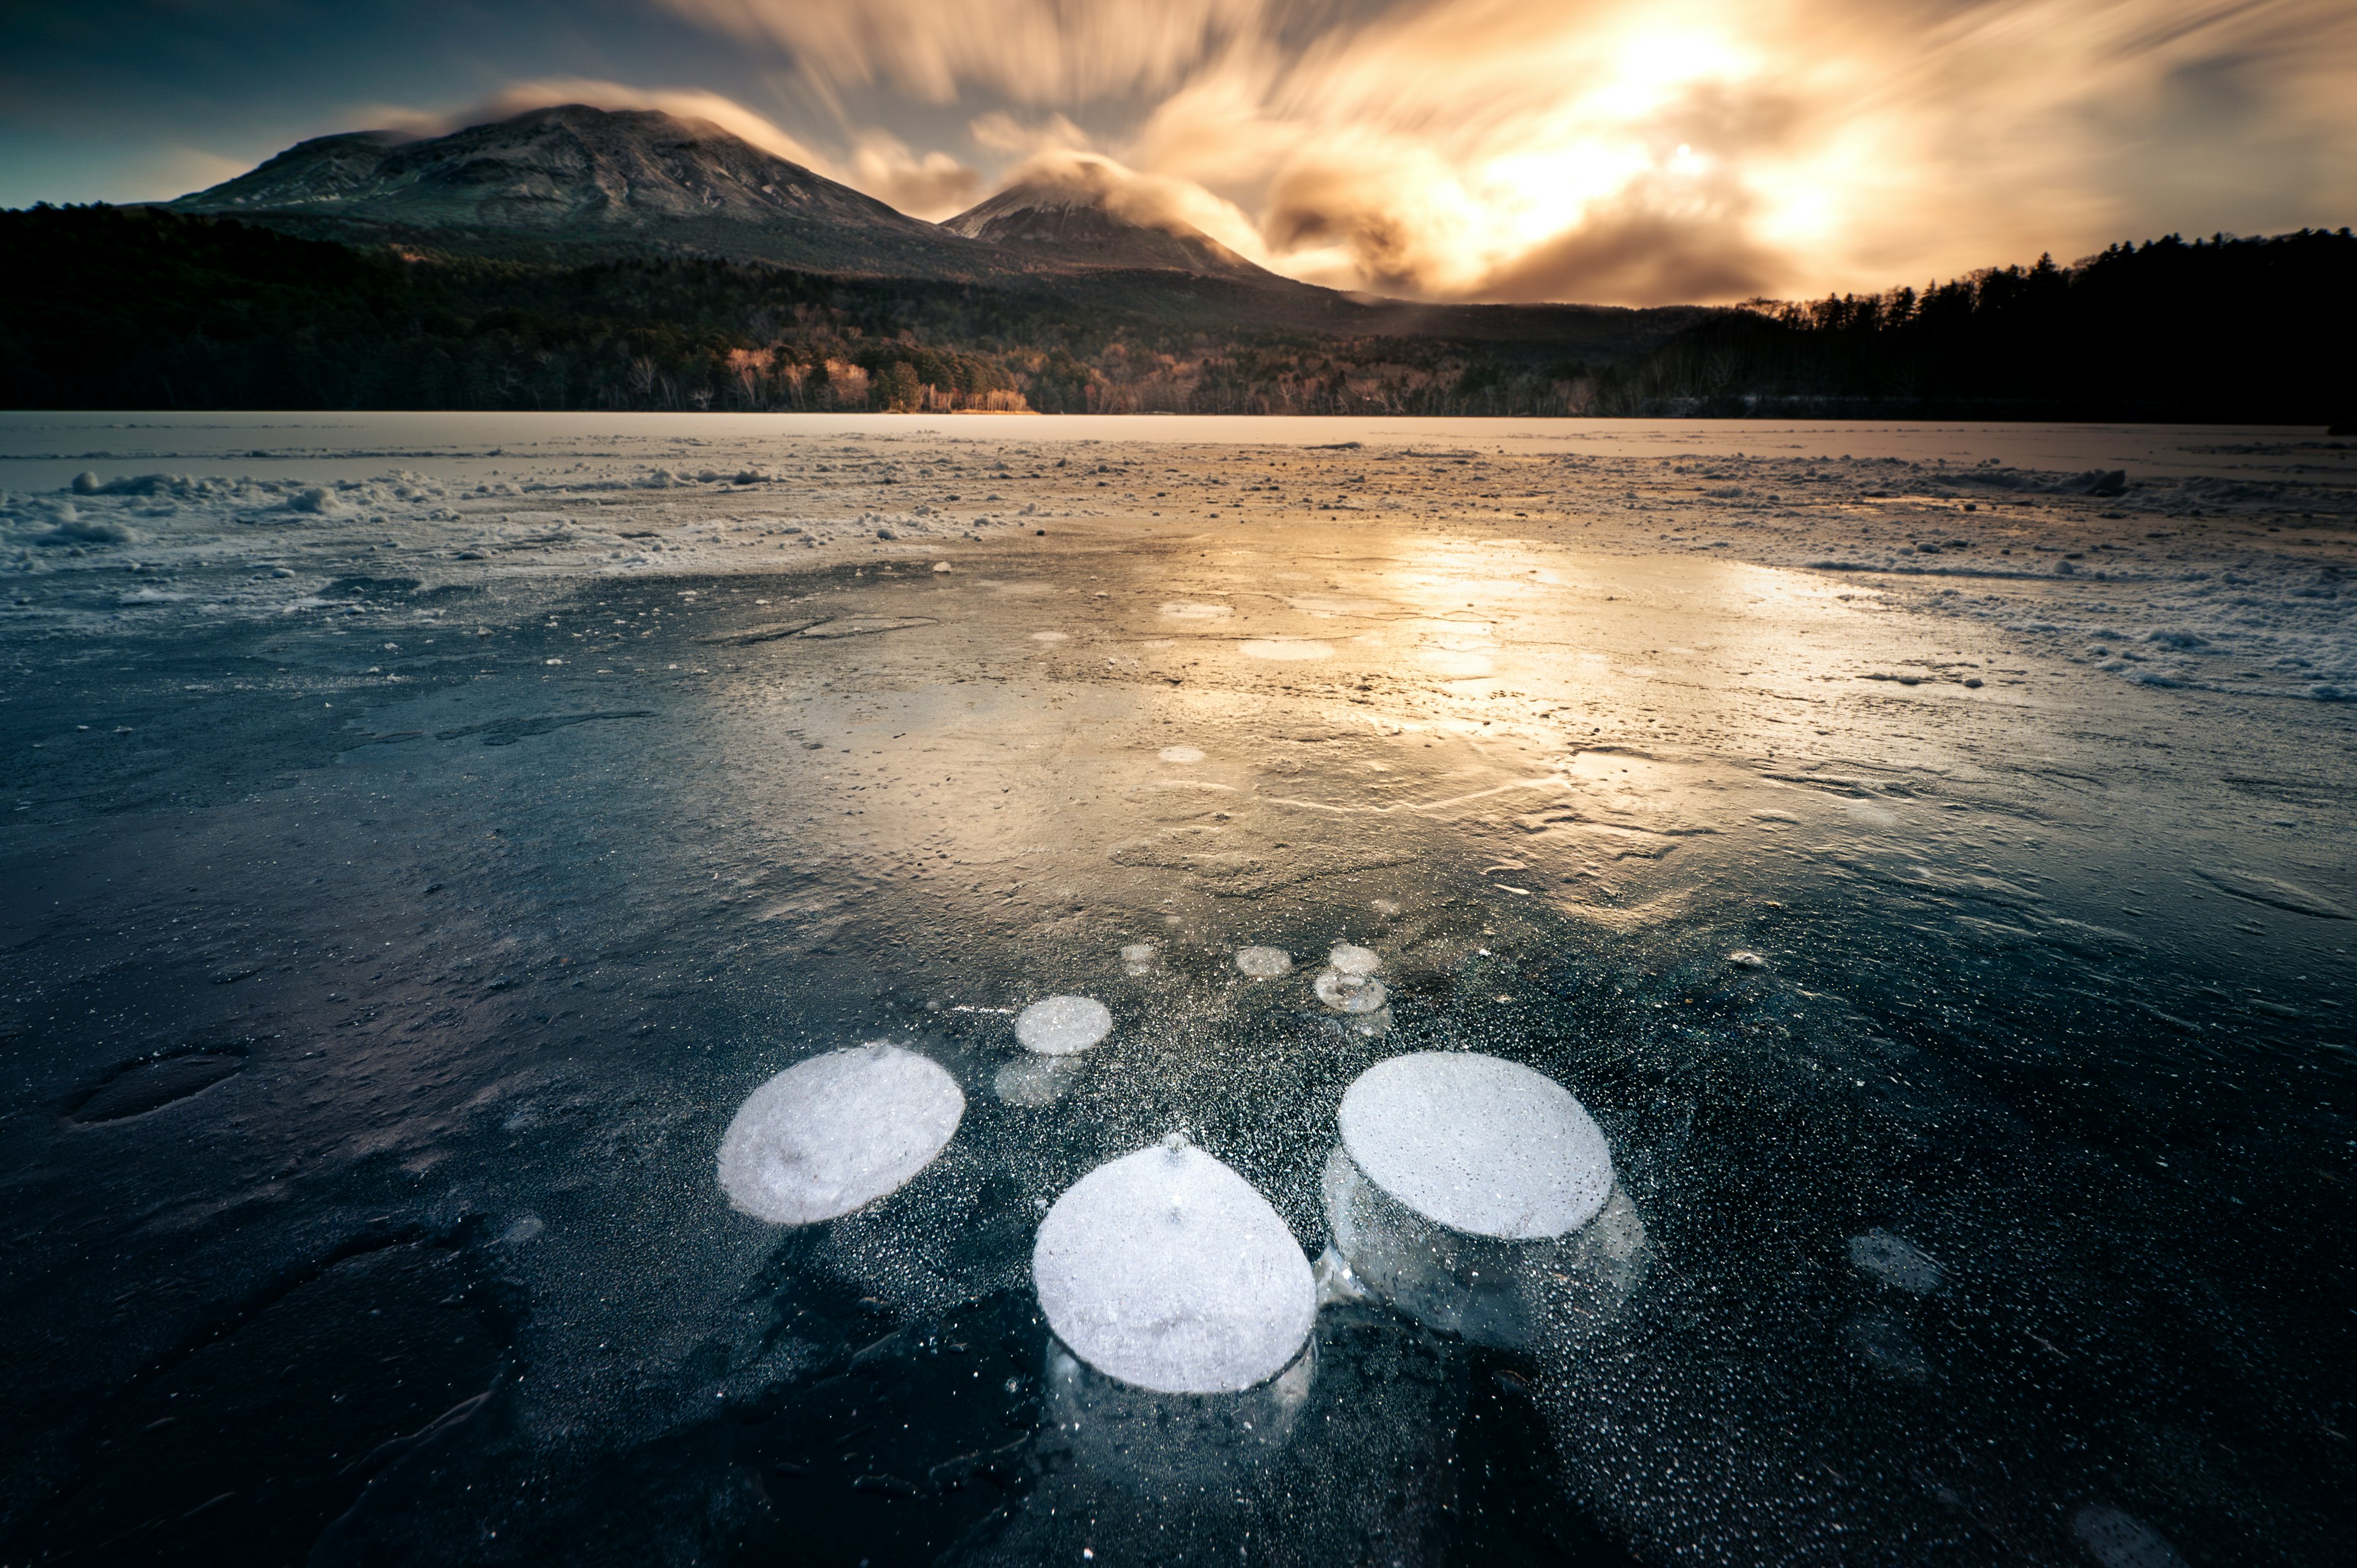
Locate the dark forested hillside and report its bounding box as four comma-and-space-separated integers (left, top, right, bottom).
2, 203, 2351, 420
1614, 230, 2357, 422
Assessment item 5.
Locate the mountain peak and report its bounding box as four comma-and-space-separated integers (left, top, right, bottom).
170, 104, 951, 269
945, 161, 1269, 280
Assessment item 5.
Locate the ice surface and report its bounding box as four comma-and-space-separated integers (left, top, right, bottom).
994, 1053, 1086, 1107
1234, 945, 1293, 978
1848, 1229, 1945, 1294
2073, 1505, 2189, 1568
1240, 639, 1334, 660
1032, 1137, 1317, 1394
1014, 995, 1113, 1056
716, 1043, 964, 1225
1337, 1052, 1614, 1239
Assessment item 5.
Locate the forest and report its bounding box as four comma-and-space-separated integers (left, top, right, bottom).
2, 203, 2351, 422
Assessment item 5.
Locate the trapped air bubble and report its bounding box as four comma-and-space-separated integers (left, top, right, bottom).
1322, 1051, 1648, 1348
716, 1042, 964, 1225
1033, 1135, 1320, 1484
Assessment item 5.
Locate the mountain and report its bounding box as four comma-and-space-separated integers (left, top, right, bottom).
169, 104, 985, 277
945, 169, 1271, 281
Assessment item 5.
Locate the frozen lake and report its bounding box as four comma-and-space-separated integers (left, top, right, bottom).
2, 414, 2351, 1564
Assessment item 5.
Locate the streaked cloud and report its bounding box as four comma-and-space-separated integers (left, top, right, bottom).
644, 0, 2357, 304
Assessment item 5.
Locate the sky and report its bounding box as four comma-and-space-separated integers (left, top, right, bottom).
3, 0, 2353, 306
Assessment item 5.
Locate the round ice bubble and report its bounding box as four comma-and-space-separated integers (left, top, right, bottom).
1031, 630, 1069, 643
1328, 943, 1380, 976
1314, 970, 1388, 1014
1034, 1137, 1317, 1394
1235, 946, 1293, 978
1337, 1052, 1612, 1239
718, 1042, 964, 1225
1120, 942, 1158, 976
1015, 995, 1113, 1056
1157, 745, 1206, 764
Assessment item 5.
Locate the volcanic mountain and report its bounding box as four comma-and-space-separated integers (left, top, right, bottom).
944, 166, 1272, 281
169, 104, 983, 276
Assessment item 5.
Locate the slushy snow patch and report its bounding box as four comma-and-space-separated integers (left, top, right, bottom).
717, 1042, 963, 1224
1338, 1052, 1612, 1239
1015, 995, 1113, 1056
1034, 1137, 1316, 1394
1235, 946, 1293, 978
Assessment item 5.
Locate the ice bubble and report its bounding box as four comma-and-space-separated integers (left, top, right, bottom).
2073, 1505, 2188, 1568
1031, 630, 1069, 642
1239, 639, 1334, 661
1314, 969, 1388, 1014
1848, 1229, 1944, 1294
1159, 601, 1232, 619
995, 1054, 1086, 1107
1120, 942, 1158, 975
1328, 943, 1380, 975
717, 1042, 964, 1225
1234, 945, 1293, 978
1015, 995, 1113, 1056
1337, 1052, 1612, 1239
1034, 1137, 1316, 1394
1157, 745, 1206, 763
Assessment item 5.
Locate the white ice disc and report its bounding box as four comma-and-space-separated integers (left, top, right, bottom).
1328, 944, 1381, 976
1337, 1052, 1612, 1239
718, 1043, 964, 1225
1015, 995, 1113, 1056
1034, 1139, 1317, 1394
1235, 946, 1293, 978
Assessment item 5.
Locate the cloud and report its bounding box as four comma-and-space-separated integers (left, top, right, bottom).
654, 0, 1267, 104
969, 110, 1091, 157
847, 131, 983, 219
382, 0, 2357, 304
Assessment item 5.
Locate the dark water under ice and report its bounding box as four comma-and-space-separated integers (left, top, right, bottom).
2, 427, 2353, 1567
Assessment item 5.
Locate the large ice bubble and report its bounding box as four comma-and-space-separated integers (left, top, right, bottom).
1337, 1052, 1613, 1239
1235, 946, 1293, 978
717, 1042, 964, 1225
1015, 995, 1113, 1056
1033, 1136, 1317, 1394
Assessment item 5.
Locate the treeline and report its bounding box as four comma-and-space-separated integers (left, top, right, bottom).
1600, 230, 2357, 421
4, 204, 2351, 420
0, 205, 1607, 416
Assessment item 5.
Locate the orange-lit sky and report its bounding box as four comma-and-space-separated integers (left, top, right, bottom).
6, 0, 2353, 304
